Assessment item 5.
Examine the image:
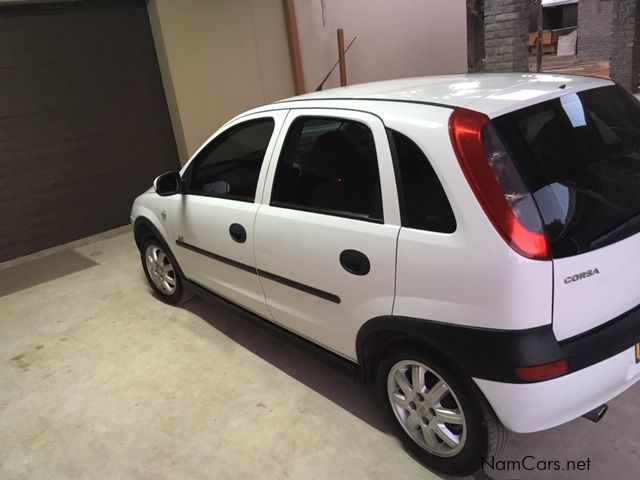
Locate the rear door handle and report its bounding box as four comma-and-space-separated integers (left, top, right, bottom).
339, 249, 370, 276
229, 223, 247, 243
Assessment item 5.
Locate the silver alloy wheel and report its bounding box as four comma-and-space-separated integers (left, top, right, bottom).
387, 360, 467, 457
145, 244, 176, 295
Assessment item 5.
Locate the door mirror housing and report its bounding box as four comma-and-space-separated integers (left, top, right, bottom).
153, 171, 181, 196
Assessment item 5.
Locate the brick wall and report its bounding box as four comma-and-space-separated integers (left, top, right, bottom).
577, 0, 613, 62
484, 0, 530, 72
610, 0, 640, 91
467, 10, 486, 71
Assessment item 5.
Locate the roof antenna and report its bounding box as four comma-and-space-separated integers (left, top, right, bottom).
315, 36, 357, 91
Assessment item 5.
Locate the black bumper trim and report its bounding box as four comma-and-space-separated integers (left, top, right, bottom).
560, 302, 640, 372
357, 306, 640, 384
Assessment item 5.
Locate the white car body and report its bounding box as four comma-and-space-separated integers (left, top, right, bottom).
131, 73, 640, 437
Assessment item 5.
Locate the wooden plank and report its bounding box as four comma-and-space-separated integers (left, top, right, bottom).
282, 0, 305, 94
337, 28, 347, 86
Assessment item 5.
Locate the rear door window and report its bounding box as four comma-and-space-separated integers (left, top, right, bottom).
271, 116, 383, 222
492, 85, 640, 258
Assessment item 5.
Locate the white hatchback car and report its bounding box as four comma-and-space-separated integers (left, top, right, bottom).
131, 73, 640, 475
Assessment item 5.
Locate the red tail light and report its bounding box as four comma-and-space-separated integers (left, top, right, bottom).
515, 360, 568, 382
449, 108, 550, 260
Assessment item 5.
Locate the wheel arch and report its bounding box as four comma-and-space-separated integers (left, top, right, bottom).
356, 316, 467, 385
133, 216, 164, 248
133, 216, 186, 279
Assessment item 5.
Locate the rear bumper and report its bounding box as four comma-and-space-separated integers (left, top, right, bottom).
475, 346, 640, 433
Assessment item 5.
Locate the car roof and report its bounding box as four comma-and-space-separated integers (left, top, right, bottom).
270, 73, 614, 118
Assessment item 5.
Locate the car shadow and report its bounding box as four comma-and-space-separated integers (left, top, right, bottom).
180, 295, 393, 434
178, 292, 496, 480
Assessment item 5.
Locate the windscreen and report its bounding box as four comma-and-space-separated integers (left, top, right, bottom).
492, 85, 640, 258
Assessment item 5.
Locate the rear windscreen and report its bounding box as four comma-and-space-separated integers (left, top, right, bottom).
492, 85, 640, 258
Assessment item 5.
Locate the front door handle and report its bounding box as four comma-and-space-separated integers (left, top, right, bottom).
339, 249, 370, 276
229, 223, 247, 243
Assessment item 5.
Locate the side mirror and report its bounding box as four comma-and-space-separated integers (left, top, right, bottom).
153, 171, 181, 196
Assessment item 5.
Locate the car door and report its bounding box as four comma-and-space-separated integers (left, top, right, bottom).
253, 109, 401, 360
170, 110, 288, 318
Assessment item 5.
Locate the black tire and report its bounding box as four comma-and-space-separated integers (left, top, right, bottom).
140, 236, 193, 305
376, 347, 507, 476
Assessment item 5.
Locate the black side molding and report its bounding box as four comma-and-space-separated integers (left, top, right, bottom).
175, 239, 340, 304
257, 269, 340, 304
176, 239, 256, 274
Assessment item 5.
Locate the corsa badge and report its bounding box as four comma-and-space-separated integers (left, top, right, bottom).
564, 268, 600, 284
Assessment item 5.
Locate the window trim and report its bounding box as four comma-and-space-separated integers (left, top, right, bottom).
269, 115, 385, 223
270, 200, 385, 224
386, 128, 408, 226
183, 117, 276, 203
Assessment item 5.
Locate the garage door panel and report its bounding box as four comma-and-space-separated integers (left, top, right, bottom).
0, 75, 167, 121
0, 2, 154, 65
0, 116, 171, 160
0, 139, 171, 207
1, 161, 161, 207
0, 53, 165, 102
0, 180, 146, 239
0, 146, 165, 186
0, 52, 162, 90
0, 104, 172, 159
0, 0, 179, 262
4, 194, 135, 232
1, 172, 151, 228
0, 83, 167, 120
0, 135, 174, 183
0, 93, 167, 132
0, 60, 165, 101
0, 118, 173, 173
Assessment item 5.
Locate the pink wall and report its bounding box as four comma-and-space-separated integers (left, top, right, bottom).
295, 0, 467, 92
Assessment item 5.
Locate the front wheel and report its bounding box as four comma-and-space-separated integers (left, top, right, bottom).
377, 348, 506, 476
140, 237, 192, 304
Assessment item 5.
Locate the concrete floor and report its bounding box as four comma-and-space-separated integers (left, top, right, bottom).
1, 230, 638, 480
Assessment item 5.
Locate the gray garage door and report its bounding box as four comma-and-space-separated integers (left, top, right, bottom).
0, 0, 179, 263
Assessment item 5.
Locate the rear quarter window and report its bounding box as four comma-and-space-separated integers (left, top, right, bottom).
389, 129, 456, 233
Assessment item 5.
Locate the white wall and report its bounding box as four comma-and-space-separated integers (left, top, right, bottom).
295, 0, 467, 91
147, 0, 295, 163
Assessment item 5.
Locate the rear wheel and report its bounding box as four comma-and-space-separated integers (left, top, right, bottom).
377, 348, 506, 476
140, 237, 192, 304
